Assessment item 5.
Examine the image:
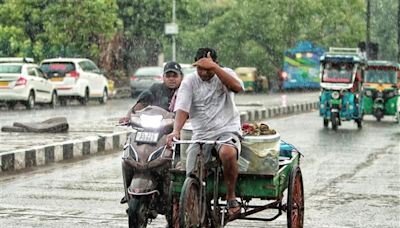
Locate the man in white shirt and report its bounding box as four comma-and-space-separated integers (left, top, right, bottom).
167, 47, 244, 217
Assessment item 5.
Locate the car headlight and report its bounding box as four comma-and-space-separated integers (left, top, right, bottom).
365, 90, 372, 97
148, 146, 166, 162
331, 91, 340, 99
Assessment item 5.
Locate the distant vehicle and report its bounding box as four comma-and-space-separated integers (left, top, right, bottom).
179, 63, 196, 75
362, 60, 400, 122
235, 67, 268, 93
280, 41, 324, 90
0, 57, 58, 110
40, 58, 108, 106
130, 66, 163, 97
319, 47, 365, 130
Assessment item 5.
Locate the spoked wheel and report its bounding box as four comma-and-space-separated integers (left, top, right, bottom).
167, 181, 180, 228
128, 196, 150, 228
287, 166, 304, 228
179, 177, 204, 228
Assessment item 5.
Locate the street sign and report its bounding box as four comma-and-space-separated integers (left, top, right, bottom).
165, 23, 179, 35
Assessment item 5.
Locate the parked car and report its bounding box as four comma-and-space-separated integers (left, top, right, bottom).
40, 58, 108, 105
130, 66, 163, 97
0, 57, 58, 109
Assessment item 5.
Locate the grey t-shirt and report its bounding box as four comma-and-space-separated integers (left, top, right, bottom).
174, 67, 244, 139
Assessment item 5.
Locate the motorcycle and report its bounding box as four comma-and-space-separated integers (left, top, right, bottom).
120, 105, 175, 228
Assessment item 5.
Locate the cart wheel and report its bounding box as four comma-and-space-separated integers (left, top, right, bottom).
179, 177, 202, 227
167, 181, 180, 228
287, 166, 304, 228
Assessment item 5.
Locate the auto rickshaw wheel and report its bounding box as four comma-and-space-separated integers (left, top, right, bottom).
323, 118, 329, 128
355, 119, 362, 129
331, 113, 338, 131
287, 166, 304, 228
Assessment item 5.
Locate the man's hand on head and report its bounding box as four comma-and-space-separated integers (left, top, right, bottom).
192, 52, 218, 70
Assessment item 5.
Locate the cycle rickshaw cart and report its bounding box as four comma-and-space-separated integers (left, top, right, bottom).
167, 133, 304, 228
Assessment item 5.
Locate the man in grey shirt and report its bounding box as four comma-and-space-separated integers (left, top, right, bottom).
167, 47, 244, 217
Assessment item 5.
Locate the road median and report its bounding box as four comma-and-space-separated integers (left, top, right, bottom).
0, 101, 319, 173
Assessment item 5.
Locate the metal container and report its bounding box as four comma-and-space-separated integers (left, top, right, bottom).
240, 133, 280, 175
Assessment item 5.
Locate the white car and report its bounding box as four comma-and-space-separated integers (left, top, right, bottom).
0, 58, 58, 109
40, 58, 108, 105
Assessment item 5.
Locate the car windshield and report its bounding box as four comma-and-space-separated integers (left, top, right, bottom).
322, 62, 354, 83
0, 64, 22, 73
40, 62, 76, 77
365, 67, 397, 84
135, 67, 163, 76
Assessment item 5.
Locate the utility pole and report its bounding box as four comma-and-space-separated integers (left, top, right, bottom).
398, 0, 400, 62
164, 0, 179, 62
172, 0, 176, 61
366, 0, 371, 58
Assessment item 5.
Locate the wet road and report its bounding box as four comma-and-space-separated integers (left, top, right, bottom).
0, 111, 399, 227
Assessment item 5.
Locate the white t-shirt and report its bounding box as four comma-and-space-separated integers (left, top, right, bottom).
174, 67, 244, 139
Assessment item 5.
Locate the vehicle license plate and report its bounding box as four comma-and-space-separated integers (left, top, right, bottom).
50, 77, 63, 81
135, 131, 159, 143
0, 81, 9, 86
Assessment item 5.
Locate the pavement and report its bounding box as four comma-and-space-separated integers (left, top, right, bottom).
0, 89, 320, 173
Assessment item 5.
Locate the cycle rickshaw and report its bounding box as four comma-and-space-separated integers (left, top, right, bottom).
167, 134, 304, 228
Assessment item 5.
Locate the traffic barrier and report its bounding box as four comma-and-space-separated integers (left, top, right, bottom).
0, 101, 318, 173
0, 131, 128, 172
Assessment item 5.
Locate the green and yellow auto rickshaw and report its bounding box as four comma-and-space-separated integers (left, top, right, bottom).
362, 61, 399, 122
235, 67, 268, 93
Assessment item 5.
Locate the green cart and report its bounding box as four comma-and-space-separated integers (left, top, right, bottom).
167, 139, 304, 228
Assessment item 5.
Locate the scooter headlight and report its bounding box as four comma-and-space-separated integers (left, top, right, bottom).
331, 91, 340, 99
365, 90, 372, 97
148, 146, 166, 162
129, 145, 138, 161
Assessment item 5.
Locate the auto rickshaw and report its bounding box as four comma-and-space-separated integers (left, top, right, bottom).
362, 61, 400, 122
319, 47, 365, 130
235, 67, 268, 93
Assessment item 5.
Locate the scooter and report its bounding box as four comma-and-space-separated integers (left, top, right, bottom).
120, 106, 175, 228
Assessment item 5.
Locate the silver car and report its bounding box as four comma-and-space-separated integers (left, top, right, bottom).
130, 66, 163, 97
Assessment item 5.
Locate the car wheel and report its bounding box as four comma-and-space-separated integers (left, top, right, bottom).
79, 88, 89, 105
99, 88, 108, 104
25, 91, 35, 110
50, 92, 58, 109
59, 98, 67, 106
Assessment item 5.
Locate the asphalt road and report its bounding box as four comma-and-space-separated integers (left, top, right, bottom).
0, 111, 398, 228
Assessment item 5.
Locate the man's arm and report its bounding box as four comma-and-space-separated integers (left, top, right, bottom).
212, 66, 243, 93
166, 109, 189, 147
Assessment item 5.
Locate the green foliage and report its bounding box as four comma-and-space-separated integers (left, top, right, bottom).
0, 0, 119, 62
0, 0, 397, 81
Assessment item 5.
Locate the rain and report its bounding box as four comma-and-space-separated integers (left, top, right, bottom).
0, 0, 399, 227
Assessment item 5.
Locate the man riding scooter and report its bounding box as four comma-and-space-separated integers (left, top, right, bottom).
119, 62, 183, 228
